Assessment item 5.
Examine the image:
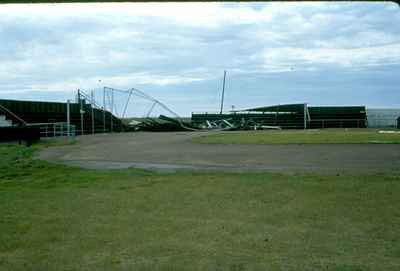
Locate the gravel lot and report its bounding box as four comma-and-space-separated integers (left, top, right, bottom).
38, 131, 400, 174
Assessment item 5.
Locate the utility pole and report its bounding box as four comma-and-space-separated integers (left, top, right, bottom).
220, 70, 227, 114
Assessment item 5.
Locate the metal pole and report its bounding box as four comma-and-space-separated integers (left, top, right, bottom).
111, 88, 113, 133
304, 103, 307, 130
103, 87, 106, 133
91, 90, 95, 135
67, 99, 70, 138
122, 89, 133, 118
146, 101, 157, 118
219, 70, 227, 114
78, 89, 84, 135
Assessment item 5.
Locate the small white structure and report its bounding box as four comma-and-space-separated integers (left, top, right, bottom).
129, 120, 141, 126
366, 109, 400, 128
0, 115, 12, 127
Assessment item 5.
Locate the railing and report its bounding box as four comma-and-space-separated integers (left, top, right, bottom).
192, 111, 295, 115
75, 128, 113, 135
308, 119, 366, 128
26, 122, 76, 138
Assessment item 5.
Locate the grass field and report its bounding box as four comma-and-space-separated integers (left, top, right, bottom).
1, 141, 400, 270
194, 129, 400, 144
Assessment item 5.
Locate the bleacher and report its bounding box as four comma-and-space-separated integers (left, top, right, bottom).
0, 99, 126, 136
191, 104, 367, 129
308, 106, 366, 128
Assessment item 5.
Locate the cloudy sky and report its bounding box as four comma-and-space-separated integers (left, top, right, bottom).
0, 2, 399, 117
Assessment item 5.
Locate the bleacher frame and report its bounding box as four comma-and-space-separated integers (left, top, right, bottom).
0, 98, 126, 136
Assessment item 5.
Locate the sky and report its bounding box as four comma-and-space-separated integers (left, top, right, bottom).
0, 2, 399, 117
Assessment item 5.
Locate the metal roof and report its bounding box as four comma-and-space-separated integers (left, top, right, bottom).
241, 103, 305, 112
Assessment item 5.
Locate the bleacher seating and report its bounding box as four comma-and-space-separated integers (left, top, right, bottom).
0, 99, 126, 135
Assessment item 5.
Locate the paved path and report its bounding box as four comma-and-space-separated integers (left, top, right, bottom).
38, 132, 400, 174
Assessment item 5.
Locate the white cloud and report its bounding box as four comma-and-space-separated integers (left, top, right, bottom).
261, 43, 400, 70
0, 72, 206, 94
0, 1, 399, 102
103, 72, 205, 87
0, 3, 266, 28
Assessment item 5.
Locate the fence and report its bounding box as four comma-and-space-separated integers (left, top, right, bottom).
366, 118, 399, 128
27, 122, 76, 138
308, 119, 366, 129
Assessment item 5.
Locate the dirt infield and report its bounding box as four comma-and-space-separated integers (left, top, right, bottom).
38, 132, 400, 174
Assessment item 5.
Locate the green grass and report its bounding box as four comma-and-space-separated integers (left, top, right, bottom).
1, 142, 400, 270
194, 129, 400, 144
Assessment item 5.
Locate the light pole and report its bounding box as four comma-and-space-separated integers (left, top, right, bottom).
66, 99, 70, 138
98, 80, 106, 134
